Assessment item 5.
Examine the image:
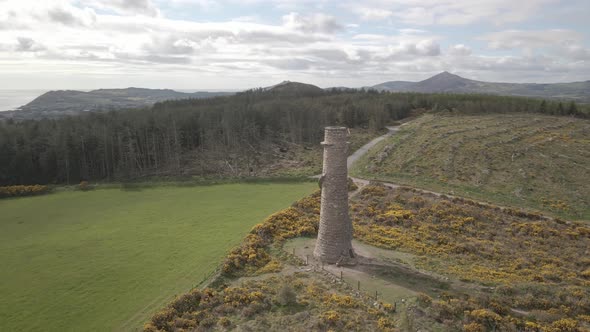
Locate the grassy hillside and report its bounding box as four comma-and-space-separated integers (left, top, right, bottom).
144, 184, 589, 332
0, 182, 315, 331
351, 113, 590, 220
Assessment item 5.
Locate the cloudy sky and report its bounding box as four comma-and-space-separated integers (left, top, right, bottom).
0, 0, 589, 90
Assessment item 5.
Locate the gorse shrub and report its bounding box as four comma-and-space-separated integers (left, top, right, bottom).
222, 234, 271, 275
352, 185, 590, 286
0, 185, 50, 198
352, 184, 590, 331
222, 191, 321, 276
145, 275, 396, 332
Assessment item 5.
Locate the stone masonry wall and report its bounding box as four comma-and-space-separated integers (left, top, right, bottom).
314, 126, 354, 263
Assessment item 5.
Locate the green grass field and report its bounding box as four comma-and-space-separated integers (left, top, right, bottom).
351, 113, 590, 220
0, 182, 315, 331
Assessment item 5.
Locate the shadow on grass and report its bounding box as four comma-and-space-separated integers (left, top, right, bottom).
359, 262, 451, 297
117, 176, 316, 192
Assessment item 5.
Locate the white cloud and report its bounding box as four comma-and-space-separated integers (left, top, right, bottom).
346, 0, 559, 26
352, 7, 393, 21
480, 29, 582, 50
399, 28, 427, 35
143, 35, 216, 55
415, 40, 440, 56
478, 29, 590, 62
448, 44, 471, 56
0, 0, 587, 89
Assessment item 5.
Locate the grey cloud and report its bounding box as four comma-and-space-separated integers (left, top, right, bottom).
67, 44, 111, 52
15, 37, 45, 52
142, 54, 191, 64
48, 7, 79, 26
267, 58, 315, 70
306, 49, 350, 62
35, 47, 191, 65
114, 52, 192, 64
89, 0, 160, 17
170, 39, 199, 54
297, 48, 371, 66
100, 19, 324, 46
142, 29, 323, 59
116, 0, 155, 10
37, 49, 104, 62
282, 12, 343, 34
448, 54, 572, 74
565, 46, 590, 61
236, 29, 328, 45
44, 6, 96, 27
235, 30, 328, 44
380, 40, 441, 60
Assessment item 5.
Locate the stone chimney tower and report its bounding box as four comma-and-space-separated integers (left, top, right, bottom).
314, 126, 355, 264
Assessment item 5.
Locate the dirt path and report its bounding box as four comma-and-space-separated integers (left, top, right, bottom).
347, 126, 401, 169
347, 126, 402, 195
281, 238, 489, 306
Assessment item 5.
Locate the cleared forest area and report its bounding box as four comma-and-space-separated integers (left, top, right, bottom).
352, 113, 590, 220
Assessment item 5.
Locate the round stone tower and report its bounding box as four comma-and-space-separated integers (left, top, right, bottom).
314, 126, 355, 264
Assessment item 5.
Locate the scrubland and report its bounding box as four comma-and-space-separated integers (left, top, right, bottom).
147, 183, 589, 331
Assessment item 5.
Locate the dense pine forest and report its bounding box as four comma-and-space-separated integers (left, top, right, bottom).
0, 84, 587, 186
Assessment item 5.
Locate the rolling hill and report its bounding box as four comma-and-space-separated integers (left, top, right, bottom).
2, 88, 233, 120
264, 81, 325, 97
370, 80, 414, 91
351, 113, 590, 220
372, 72, 590, 102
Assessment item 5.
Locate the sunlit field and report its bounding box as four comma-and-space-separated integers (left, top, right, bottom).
0, 182, 315, 331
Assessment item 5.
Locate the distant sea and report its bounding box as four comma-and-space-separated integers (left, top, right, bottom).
0, 90, 47, 112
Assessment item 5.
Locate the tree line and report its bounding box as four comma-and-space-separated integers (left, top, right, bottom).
0, 87, 586, 185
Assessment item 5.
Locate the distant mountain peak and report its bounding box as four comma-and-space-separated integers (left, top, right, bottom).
427, 71, 466, 81
370, 72, 590, 101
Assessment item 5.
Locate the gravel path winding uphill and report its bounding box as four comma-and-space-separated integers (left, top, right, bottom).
347, 126, 401, 169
